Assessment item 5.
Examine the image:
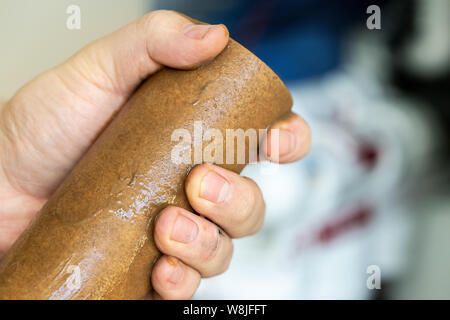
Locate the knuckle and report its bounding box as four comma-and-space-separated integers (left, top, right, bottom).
235, 201, 253, 224
202, 235, 233, 278
138, 10, 174, 40
199, 226, 221, 262
139, 12, 157, 35
230, 180, 265, 238
221, 240, 233, 273
145, 9, 173, 25
250, 209, 265, 235
233, 179, 258, 224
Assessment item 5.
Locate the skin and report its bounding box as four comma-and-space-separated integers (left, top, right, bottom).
0, 10, 311, 299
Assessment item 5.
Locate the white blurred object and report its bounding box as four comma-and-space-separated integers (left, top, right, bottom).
400, 0, 450, 78
0, 0, 149, 100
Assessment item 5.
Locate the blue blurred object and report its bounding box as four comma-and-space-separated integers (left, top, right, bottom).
154, 0, 383, 82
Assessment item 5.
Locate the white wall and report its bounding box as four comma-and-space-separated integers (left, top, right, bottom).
0, 0, 150, 100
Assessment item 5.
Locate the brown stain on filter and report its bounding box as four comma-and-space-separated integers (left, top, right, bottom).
0, 36, 292, 299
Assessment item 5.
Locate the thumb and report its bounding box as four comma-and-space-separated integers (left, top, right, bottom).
63, 10, 229, 98
0, 10, 228, 198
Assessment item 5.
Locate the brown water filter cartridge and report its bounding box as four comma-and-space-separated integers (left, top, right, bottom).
0, 38, 292, 299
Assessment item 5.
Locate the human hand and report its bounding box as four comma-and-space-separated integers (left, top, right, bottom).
0, 10, 310, 299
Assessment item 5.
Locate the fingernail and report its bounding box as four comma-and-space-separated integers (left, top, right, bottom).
278, 129, 296, 157
166, 257, 184, 284
183, 24, 213, 39
200, 171, 230, 204
171, 214, 198, 243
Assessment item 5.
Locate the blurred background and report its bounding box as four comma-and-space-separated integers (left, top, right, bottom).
1, 0, 449, 299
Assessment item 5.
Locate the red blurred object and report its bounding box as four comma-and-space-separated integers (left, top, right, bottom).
357, 141, 379, 170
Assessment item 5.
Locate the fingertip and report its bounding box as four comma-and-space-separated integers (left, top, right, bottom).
145, 11, 229, 69
185, 164, 265, 239
263, 113, 311, 163
152, 256, 200, 300
196, 24, 229, 63
204, 24, 229, 50
154, 205, 203, 256
185, 164, 232, 212
183, 23, 228, 41
184, 164, 210, 201
172, 24, 229, 69
154, 206, 180, 248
